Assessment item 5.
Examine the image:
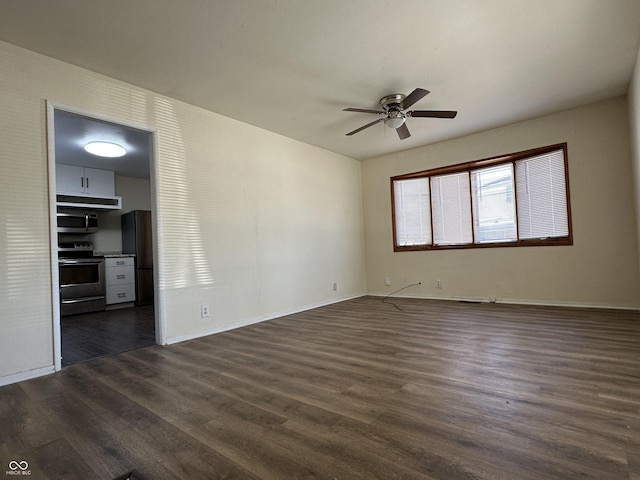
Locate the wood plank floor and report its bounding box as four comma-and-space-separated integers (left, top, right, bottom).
1, 296, 639, 479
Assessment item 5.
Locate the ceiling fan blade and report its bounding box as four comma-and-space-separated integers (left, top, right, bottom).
396, 123, 410, 140
402, 88, 430, 110
343, 107, 385, 114
408, 110, 458, 119
346, 118, 385, 136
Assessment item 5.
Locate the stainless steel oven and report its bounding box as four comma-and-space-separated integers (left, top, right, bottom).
59, 256, 106, 316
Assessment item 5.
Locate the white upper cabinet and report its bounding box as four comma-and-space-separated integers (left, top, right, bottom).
55, 164, 122, 209
56, 164, 115, 196
83, 167, 114, 196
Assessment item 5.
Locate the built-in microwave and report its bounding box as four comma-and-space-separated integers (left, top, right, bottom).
57, 210, 98, 234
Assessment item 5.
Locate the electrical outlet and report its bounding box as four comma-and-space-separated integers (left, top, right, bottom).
384, 276, 391, 286
333, 282, 337, 291
201, 304, 210, 318
435, 279, 442, 289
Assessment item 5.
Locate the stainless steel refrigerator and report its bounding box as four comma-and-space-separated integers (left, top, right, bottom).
121, 210, 154, 306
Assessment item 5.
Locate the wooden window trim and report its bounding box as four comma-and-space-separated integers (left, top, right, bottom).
391, 143, 573, 252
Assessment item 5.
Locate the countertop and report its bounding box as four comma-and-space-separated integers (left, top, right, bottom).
94, 251, 136, 258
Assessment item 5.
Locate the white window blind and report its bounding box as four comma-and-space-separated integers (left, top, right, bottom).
393, 178, 431, 246
516, 149, 569, 239
431, 172, 472, 245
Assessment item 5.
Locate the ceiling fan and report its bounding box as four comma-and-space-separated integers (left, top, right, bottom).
343, 88, 457, 140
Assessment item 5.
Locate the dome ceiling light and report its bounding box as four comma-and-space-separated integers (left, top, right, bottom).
84, 141, 127, 158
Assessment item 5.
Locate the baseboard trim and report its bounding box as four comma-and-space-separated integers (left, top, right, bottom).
0, 365, 55, 387
368, 292, 640, 311
165, 293, 366, 345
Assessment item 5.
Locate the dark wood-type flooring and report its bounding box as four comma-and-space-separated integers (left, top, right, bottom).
1, 296, 639, 479
61, 306, 156, 366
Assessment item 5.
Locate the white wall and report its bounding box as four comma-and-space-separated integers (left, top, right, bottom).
362, 97, 640, 309
0, 41, 366, 383
629, 46, 640, 279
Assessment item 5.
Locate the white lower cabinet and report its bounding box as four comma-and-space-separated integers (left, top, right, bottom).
105, 257, 136, 306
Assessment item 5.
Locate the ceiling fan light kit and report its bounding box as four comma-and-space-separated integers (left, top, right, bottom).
343, 88, 457, 140
384, 112, 405, 129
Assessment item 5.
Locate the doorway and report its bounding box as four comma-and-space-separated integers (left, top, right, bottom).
48, 104, 160, 368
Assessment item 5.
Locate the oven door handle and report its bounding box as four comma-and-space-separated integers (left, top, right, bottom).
59, 260, 103, 265
60, 296, 105, 304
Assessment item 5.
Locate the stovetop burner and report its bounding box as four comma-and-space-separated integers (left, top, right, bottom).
58, 241, 95, 258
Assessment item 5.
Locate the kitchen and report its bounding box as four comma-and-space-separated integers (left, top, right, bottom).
54, 108, 157, 366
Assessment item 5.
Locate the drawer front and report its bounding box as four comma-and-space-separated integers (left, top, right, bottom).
105, 257, 135, 267
105, 265, 135, 286
106, 283, 136, 304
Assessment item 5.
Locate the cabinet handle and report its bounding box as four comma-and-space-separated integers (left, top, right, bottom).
81, 177, 84, 188
86, 177, 89, 189
117, 293, 127, 298
116, 261, 125, 265
117, 275, 126, 279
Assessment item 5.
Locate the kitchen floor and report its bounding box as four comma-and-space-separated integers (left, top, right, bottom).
61, 305, 156, 366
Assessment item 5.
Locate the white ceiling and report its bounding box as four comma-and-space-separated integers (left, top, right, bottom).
1, 0, 639, 162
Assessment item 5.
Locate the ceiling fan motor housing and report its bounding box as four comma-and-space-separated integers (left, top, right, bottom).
380, 94, 405, 111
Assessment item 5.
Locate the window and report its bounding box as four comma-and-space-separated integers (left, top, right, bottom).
432, 172, 472, 245
393, 178, 431, 246
391, 143, 572, 251
471, 163, 516, 243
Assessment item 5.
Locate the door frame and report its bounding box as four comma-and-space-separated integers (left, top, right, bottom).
46, 101, 165, 371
